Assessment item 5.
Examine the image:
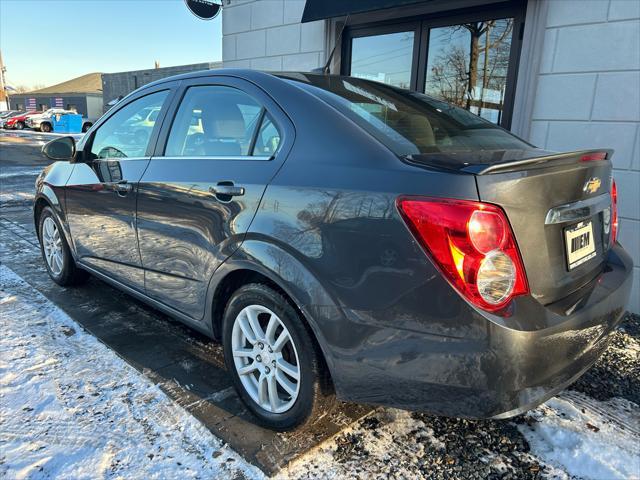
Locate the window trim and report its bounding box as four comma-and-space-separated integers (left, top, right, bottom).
157, 155, 273, 162
248, 107, 267, 155
341, 1, 527, 129
157, 81, 282, 161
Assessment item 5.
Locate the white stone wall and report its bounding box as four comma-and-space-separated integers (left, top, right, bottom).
222, 0, 325, 72
527, 0, 640, 312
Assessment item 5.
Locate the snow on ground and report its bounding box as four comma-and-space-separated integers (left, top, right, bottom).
280, 394, 639, 480
0, 265, 263, 480
1, 257, 638, 480
519, 392, 640, 480
0, 167, 43, 179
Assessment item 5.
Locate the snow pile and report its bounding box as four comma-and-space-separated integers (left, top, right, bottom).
0, 265, 263, 479
519, 392, 640, 480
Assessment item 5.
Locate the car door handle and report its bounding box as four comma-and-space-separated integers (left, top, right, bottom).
113, 180, 133, 194
208, 183, 245, 198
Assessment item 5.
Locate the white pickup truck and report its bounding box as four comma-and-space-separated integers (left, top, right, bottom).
26, 109, 95, 133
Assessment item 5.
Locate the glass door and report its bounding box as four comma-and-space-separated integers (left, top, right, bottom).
343, 2, 525, 128
345, 23, 420, 91
423, 19, 515, 124
350, 31, 415, 89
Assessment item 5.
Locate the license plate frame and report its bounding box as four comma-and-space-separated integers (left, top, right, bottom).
564, 220, 597, 270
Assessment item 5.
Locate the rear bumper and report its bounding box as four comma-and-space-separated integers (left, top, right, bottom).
328, 244, 633, 418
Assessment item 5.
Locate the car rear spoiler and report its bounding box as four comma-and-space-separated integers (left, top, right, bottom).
472, 149, 614, 175
403, 149, 614, 175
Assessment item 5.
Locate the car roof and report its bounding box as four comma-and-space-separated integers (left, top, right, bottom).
137, 68, 349, 92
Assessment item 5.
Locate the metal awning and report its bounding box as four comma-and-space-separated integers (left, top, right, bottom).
301, 0, 431, 22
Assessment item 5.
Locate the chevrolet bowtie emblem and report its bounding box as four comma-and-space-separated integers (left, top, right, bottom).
583, 177, 602, 194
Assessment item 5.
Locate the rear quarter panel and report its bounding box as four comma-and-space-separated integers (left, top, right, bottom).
242, 77, 489, 395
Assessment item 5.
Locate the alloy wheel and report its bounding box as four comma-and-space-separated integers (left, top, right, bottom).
42, 217, 64, 275
231, 304, 301, 414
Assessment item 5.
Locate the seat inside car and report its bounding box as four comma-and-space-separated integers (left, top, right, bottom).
185, 99, 246, 156
395, 113, 436, 148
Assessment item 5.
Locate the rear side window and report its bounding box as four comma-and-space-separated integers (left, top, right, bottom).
293, 77, 530, 157
253, 113, 281, 156
165, 85, 273, 157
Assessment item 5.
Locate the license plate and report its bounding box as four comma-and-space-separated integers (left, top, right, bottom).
565, 221, 596, 270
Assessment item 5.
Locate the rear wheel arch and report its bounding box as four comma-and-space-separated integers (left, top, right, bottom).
211, 267, 335, 393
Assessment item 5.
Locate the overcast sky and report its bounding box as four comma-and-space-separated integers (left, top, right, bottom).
0, 0, 222, 90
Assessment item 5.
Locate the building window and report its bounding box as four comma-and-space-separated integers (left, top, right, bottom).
39, 104, 49, 111
343, 2, 525, 128
425, 19, 514, 124
350, 30, 415, 89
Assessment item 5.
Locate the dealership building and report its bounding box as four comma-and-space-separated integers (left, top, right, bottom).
221, 0, 640, 312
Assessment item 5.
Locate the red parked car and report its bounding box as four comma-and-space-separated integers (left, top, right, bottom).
4, 111, 40, 130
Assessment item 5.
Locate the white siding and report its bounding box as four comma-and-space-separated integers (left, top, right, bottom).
526, 0, 640, 313
222, 0, 325, 71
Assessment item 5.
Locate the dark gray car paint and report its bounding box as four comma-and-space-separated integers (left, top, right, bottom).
34, 69, 633, 419
135, 76, 296, 319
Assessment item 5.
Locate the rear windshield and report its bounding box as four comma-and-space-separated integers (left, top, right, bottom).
287, 75, 531, 157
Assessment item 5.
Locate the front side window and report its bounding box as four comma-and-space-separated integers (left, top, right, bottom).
90, 90, 168, 159
165, 85, 268, 157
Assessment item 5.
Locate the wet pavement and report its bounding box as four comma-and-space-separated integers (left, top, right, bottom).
0, 130, 372, 475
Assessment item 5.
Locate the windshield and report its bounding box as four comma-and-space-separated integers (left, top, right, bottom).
285, 75, 531, 157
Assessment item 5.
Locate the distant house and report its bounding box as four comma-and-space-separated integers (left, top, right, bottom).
10, 73, 103, 119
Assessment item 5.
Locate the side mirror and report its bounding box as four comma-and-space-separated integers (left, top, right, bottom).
42, 136, 76, 162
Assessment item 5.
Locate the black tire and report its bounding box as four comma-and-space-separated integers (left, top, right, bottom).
41, 122, 52, 133
15, 121, 24, 130
38, 207, 89, 286
222, 283, 334, 431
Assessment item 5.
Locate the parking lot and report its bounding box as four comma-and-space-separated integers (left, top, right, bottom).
1, 129, 639, 479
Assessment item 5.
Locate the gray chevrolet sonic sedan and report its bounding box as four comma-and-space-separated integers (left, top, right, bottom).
35, 69, 633, 431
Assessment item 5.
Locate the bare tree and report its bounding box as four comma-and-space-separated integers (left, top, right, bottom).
12, 83, 46, 93
426, 19, 514, 116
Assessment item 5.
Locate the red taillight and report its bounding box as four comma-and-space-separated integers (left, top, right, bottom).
397, 197, 529, 313
611, 179, 619, 245
581, 152, 608, 162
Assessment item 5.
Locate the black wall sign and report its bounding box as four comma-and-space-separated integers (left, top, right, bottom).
185, 0, 223, 20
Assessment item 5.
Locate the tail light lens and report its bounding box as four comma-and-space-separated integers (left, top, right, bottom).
611, 179, 619, 246
580, 151, 608, 162
397, 197, 529, 313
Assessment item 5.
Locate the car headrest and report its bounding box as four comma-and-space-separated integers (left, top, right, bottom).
201, 101, 245, 139
396, 113, 435, 147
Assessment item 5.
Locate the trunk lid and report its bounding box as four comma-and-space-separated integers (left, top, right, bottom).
407, 149, 614, 305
